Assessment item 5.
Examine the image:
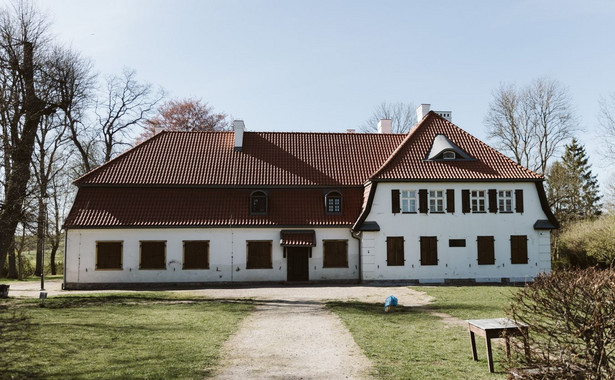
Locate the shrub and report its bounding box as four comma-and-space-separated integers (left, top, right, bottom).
507, 268, 615, 379
558, 215, 615, 268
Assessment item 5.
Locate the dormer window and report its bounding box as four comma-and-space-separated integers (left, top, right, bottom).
442, 151, 456, 160
250, 191, 268, 214
325, 191, 342, 214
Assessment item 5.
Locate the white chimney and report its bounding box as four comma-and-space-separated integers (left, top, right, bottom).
377, 119, 392, 134
416, 104, 431, 121
346, 129, 356, 133
233, 120, 245, 151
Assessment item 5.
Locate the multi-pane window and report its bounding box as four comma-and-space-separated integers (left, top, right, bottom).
386, 237, 404, 266
96, 241, 123, 270
246, 241, 272, 269
323, 240, 348, 268
429, 190, 444, 212
498, 190, 513, 212
325, 191, 342, 214
183, 240, 209, 269
140, 241, 166, 269
401, 190, 417, 213
250, 191, 267, 214
471, 190, 486, 212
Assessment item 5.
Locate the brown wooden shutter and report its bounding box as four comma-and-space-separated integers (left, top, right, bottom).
140, 241, 166, 269
247, 241, 272, 269
386, 237, 404, 266
446, 189, 455, 213
515, 189, 524, 213
511, 235, 528, 264
324, 240, 348, 268
477, 236, 495, 265
419, 189, 428, 214
96, 242, 122, 269
183, 241, 209, 269
420, 236, 437, 265
391, 189, 400, 214
462, 190, 470, 213
488, 189, 497, 213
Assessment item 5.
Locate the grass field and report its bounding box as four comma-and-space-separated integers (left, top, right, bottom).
328, 286, 518, 379
0, 294, 253, 379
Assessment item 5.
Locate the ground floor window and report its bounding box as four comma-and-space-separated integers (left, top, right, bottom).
140, 241, 166, 269
183, 240, 209, 269
323, 240, 348, 268
477, 236, 495, 265
96, 241, 123, 270
386, 236, 404, 266
510, 235, 528, 264
420, 236, 438, 265
246, 241, 272, 269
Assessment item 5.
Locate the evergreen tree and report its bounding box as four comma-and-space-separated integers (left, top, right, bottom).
546, 139, 602, 224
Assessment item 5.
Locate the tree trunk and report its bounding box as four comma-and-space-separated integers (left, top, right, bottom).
7, 236, 17, 278
50, 241, 58, 275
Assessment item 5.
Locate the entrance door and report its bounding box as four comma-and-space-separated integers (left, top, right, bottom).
287, 247, 309, 282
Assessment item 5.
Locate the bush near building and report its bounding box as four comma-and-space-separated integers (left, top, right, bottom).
557, 215, 615, 268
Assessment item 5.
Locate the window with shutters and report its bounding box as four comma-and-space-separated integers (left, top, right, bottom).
140, 241, 166, 270
96, 241, 123, 270
250, 191, 268, 214
401, 190, 417, 213
325, 191, 342, 214
420, 236, 438, 265
477, 236, 495, 265
386, 237, 404, 266
323, 240, 348, 268
246, 241, 273, 269
183, 240, 209, 269
471, 190, 486, 212
499, 190, 513, 212
429, 190, 444, 212
515, 189, 524, 213
511, 235, 528, 264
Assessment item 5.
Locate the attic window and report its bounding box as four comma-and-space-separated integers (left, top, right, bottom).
250, 191, 268, 214
325, 191, 342, 214
442, 151, 456, 160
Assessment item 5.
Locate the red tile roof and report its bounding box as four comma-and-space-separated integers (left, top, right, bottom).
76, 131, 406, 187
64, 187, 363, 228
371, 112, 543, 181
280, 230, 316, 247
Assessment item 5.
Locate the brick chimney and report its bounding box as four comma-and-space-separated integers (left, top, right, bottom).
233, 120, 245, 151
377, 119, 392, 134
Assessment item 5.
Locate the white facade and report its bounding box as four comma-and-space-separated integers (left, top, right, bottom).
64, 227, 359, 288
359, 181, 551, 283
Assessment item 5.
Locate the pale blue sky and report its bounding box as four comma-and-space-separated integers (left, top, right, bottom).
32, 0, 615, 186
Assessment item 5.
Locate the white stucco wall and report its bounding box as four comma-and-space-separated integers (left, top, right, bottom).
360, 181, 552, 283
64, 227, 359, 287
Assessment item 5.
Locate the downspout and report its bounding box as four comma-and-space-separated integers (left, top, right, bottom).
62, 230, 68, 290
351, 229, 362, 284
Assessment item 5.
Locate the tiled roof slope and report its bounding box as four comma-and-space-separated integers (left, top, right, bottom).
76, 132, 406, 187
371, 112, 543, 181
64, 187, 363, 228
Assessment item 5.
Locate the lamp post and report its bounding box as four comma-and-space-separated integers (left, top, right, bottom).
40, 193, 49, 291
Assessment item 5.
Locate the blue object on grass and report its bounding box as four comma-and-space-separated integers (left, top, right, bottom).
384, 295, 398, 311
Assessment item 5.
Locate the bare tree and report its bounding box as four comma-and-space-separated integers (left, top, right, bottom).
599, 92, 615, 161
485, 78, 577, 174
360, 101, 417, 133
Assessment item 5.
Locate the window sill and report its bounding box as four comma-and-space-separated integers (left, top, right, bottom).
429, 211, 445, 214
387, 264, 405, 267
402, 211, 417, 214
499, 211, 513, 214
471, 211, 487, 214
95, 268, 123, 271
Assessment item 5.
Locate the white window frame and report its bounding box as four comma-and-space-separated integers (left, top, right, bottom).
471, 190, 486, 212
498, 190, 513, 213
401, 190, 417, 213
429, 190, 444, 213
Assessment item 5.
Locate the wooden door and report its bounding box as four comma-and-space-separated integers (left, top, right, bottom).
287, 247, 309, 282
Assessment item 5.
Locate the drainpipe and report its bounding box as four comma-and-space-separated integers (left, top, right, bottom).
351, 230, 362, 284
62, 230, 68, 290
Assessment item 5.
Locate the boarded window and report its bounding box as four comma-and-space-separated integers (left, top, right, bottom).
477, 236, 495, 265
449, 239, 466, 247
418, 189, 428, 214
247, 241, 272, 269
420, 236, 438, 266
446, 189, 455, 213
386, 237, 404, 266
488, 189, 497, 213
391, 189, 400, 213
183, 240, 209, 269
323, 240, 348, 268
462, 189, 470, 213
511, 235, 528, 264
96, 241, 122, 270
140, 241, 166, 269
250, 191, 267, 214
515, 189, 524, 213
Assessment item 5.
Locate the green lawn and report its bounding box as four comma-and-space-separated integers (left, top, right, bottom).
328, 286, 519, 379
0, 294, 253, 379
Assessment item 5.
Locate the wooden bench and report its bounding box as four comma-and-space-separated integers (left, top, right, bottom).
467, 318, 529, 373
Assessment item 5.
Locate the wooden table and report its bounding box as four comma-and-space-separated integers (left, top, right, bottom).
466, 318, 529, 373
